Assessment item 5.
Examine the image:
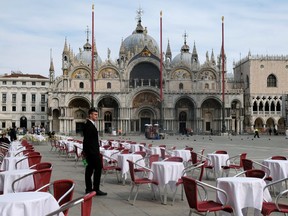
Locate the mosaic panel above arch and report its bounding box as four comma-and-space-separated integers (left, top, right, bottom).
198, 70, 216, 80
133, 92, 159, 108
171, 69, 191, 80
71, 69, 90, 79
98, 68, 119, 79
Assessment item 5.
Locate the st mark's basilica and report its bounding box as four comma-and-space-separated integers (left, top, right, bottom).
47, 10, 244, 135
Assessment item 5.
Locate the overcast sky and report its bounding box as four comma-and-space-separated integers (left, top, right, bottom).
1, 0, 288, 78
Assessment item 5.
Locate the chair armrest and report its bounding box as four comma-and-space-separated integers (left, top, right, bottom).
128, 160, 155, 178
46, 197, 84, 216
264, 177, 288, 191
234, 170, 246, 177
252, 160, 271, 176
225, 154, 241, 165
35, 182, 52, 192
12, 170, 36, 192
275, 188, 288, 210
196, 180, 229, 205
182, 162, 204, 176
102, 154, 118, 165
14, 157, 28, 169
57, 183, 75, 204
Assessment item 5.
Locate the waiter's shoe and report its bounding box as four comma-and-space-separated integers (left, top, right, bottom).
96, 190, 107, 196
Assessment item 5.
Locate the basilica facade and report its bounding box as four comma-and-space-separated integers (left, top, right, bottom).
47, 13, 244, 135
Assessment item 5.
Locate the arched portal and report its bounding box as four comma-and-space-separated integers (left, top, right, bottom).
97, 97, 119, 134
175, 97, 195, 134
201, 98, 222, 133
52, 109, 60, 132
139, 109, 155, 132
20, 116, 27, 129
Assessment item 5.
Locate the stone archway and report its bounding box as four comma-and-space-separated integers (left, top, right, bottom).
175, 97, 195, 134
201, 98, 222, 133
20, 116, 27, 129
139, 109, 155, 132
97, 97, 120, 134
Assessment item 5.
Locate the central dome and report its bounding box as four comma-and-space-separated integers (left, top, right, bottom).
121, 19, 159, 56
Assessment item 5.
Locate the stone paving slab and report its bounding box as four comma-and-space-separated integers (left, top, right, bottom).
34, 134, 288, 216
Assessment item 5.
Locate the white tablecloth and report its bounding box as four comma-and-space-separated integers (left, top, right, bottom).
150, 147, 161, 155
0, 169, 35, 193
207, 153, 229, 174
262, 159, 288, 181
217, 177, 272, 216
0, 192, 63, 216
149, 161, 185, 204
117, 154, 145, 179
9, 141, 24, 151
0, 156, 29, 170
172, 150, 191, 162
101, 149, 119, 161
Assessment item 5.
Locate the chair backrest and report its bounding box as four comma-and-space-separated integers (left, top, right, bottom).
148, 154, 159, 167
182, 176, 198, 209
32, 168, 53, 191
271, 156, 287, 160
127, 160, 136, 182
242, 158, 253, 171
81, 191, 96, 216
184, 147, 193, 151
120, 149, 129, 154
215, 150, 227, 154
30, 162, 53, 170
12, 168, 52, 192
190, 151, 198, 164
243, 169, 266, 179
28, 155, 42, 167
46, 191, 96, 216
25, 151, 41, 157
133, 151, 146, 158
53, 180, 75, 211
239, 153, 247, 167
164, 156, 183, 162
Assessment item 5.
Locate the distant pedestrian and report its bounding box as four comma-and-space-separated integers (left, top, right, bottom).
254, 128, 260, 138
9, 125, 17, 141
268, 128, 272, 136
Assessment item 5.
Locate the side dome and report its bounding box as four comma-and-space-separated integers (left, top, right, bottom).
75, 41, 102, 66
121, 18, 159, 57
171, 40, 192, 67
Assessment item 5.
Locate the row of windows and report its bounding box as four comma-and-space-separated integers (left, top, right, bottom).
2, 106, 45, 112
2, 81, 46, 86
1, 93, 46, 103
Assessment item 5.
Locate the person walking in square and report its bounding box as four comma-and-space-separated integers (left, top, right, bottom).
83, 107, 107, 196
254, 128, 260, 138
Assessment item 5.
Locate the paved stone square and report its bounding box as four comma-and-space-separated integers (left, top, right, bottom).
36, 133, 288, 216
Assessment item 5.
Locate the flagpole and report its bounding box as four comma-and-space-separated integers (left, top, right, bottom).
91, 4, 95, 108
160, 11, 164, 131
221, 16, 226, 133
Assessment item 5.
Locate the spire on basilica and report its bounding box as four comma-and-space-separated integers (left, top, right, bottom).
165, 39, 172, 59
49, 48, 55, 83
191, 41, 198, 63
211, 49, 216, 65
134, 7, 144, 34
180, 31, 190, 53
63, 37, 69, 55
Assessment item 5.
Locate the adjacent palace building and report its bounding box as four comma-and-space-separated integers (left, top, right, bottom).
1, 11, 288, 135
